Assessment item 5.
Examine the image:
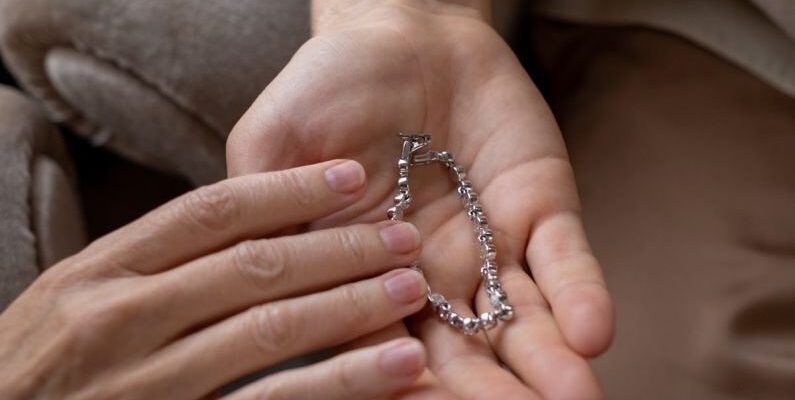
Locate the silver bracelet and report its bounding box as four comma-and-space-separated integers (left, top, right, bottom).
388, 133, 514, 335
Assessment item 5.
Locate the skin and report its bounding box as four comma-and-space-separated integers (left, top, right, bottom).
0, 161, 436, 400
227, 1, 614, 398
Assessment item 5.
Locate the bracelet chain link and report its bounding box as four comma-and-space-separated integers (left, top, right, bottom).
387, 133, 514, 335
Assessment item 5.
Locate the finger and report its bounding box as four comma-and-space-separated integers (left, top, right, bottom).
414, 300, 541, 400
76, 160, 367, 275
449, 47, 614, 357
473, 151, 613, 357
225, 338, 426, 400
343, 323, 461, 400
471, 158, 613, 357
152, 222, 421, 338
405, 207, 539, 399
526, 211, 614, 356
477, 263, 604, 400
130, 269, 427, 399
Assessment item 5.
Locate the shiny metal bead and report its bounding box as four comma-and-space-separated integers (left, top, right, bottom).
497, 304, 515, 321
429, 293, 446, 307
486, 279, 501, 294
394, 191, 411, 205
449, 313, 465, 328
480, 312, 497, 330
451, 165, 466, 180
482, 246, 497, 261
489, 287, 508, 300
484, 260, 498, 269
467, 205, 483, 221
398, 176, 409, 189
437, 303, 452, 320
386, 206, 401, 220
477, 229, 494, 243
489, 292, 507, 308
462, 317, 480, 335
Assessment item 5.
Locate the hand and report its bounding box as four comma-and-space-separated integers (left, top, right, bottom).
227, 2, 613, 399
0, 161, 432, 400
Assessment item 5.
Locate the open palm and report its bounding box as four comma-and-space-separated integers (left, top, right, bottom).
227, 5, 612, 399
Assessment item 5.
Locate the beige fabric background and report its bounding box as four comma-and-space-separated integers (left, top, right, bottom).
531, 0, 795, 98
533, 20, 795, 398
0, 86, 85, 308
0, 0, 310, 186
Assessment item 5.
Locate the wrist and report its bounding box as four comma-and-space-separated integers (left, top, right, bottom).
312, 0, 490, 35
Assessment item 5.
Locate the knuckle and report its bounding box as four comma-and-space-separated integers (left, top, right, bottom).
339, 284, 372, 327
248, 304, 296, 355
272, 168, 315, 209
331, 356, 359, 397
35, 264, 80, 291
36, 251, 110, 292
60, 296, 134, 351
179, 183, 238, 232
63, 309, 103, 344
231, 240, 289, 292
334, 228, 369, 267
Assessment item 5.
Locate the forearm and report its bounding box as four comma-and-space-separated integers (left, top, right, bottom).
311, 0, 492, 34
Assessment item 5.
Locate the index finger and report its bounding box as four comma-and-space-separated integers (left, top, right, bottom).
75, 160, 366, 275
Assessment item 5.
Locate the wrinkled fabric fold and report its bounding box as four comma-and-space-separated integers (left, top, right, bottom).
0, 0, 310, 184
0, 85, 84, 310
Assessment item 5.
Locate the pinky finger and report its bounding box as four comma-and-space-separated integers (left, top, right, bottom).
225, 338, 427, 400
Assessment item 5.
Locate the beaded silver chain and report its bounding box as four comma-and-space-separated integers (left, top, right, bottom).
387, 133, 514, 335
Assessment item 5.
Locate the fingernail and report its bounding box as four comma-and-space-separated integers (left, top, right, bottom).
384, 269, 426, 304
379, 222, 420, 254
379, 340, 424, 377
324, 160, 365, 193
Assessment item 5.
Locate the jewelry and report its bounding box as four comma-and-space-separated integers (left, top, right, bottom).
388, 133, 514, 335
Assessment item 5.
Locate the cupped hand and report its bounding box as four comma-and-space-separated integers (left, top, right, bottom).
227, 2, 614, 399
0, 161, 433, 400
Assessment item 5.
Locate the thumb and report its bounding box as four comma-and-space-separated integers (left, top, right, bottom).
226, 88, 299, 177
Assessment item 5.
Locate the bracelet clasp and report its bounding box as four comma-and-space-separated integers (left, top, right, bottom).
398, 133, 439, 166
